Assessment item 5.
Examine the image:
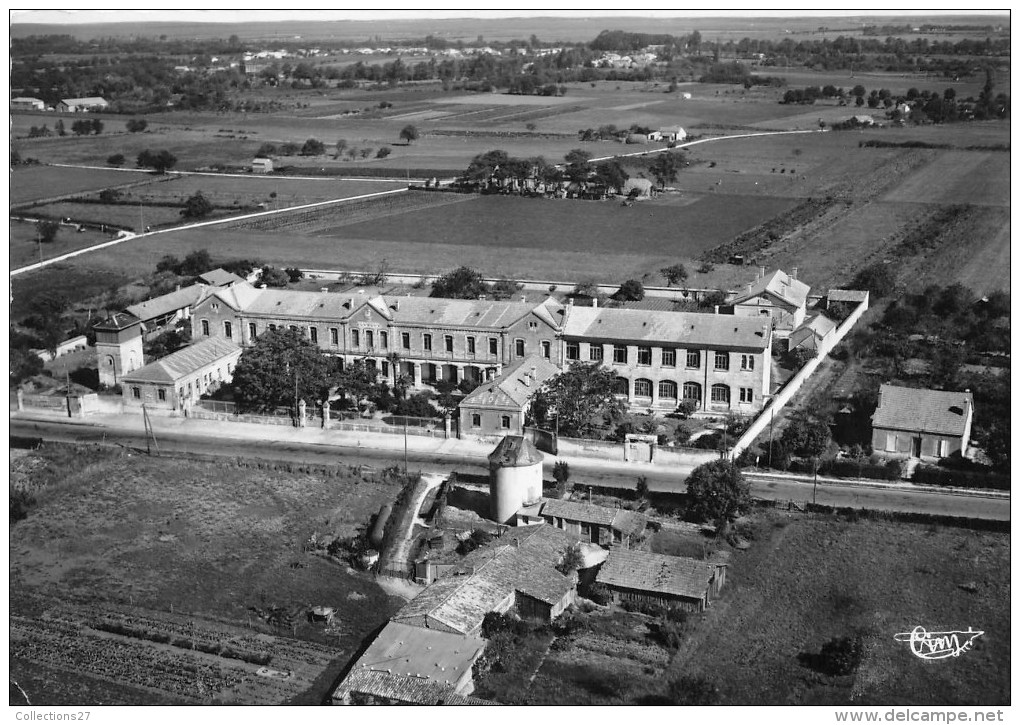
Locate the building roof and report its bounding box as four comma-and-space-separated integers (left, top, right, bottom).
93, 311, 141, 332
731, 269, 810, 310
871, 384, 973, 437
827, 289, 869, 304
12, 97, 44, 103
209, 281, 262, 311
333, 621, 485, 703
120, 337, 241, 385
392, 525, 575, 635
561, 306, 770, 351
334, 668, 491, 705
61, 96, 108, 106
197, 268, 247, 287
795, 314, 837, 339
377, 296, 544, 330
488, 435, 544, 468
460, 354, 559, 410
126, 284, 212, 323
597, 549, 717, 600
539, 498, 647, 537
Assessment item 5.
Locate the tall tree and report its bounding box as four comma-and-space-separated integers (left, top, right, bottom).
531, 362, 625, 438
649, 151, 685, 189
684, 460, 750, 531
231, 328, 337, 413
400, 124, 419, 144
563, 148, 593, 184
660, 263, 689, 287
593, 159, 629, 194
430, 266, 490, 299
180, 191, 213, 219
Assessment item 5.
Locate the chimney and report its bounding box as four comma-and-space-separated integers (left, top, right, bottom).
348, 297, 355, 308
567, 297, 574, 306
523, 373, 531, 387
175, 284, 181, 292
592, 298, 598, 308
747, 283, 753, 294
714, 305, 720, 314
759, 265, 766, 279
530, 365, 537, 381
394, 299, 400, 311
791, 267, 799, 280
520, 294, 527, 303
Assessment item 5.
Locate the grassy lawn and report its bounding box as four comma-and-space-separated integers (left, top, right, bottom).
9, 444, 407, 705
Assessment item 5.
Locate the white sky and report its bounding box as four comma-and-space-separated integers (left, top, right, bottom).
10, 8, 1010, 25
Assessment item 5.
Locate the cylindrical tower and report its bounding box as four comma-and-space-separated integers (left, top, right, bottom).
487, 435, 544, 525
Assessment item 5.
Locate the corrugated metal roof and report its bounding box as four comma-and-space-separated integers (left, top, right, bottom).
731, 269, 809, 310
121, 337, 241, 384
460, 354, 559, 410
488, 435, 544, 468
561, 306, 769, 350
597, 549, 716, 599
126, 285, 211, 322
871, 384, 973, 437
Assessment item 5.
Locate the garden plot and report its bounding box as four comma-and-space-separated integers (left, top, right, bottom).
880, 151, 1010, 207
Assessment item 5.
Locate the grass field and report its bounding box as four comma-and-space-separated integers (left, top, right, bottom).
9, 444, 406, 705
9, 219, 118, 269
11, 165, 153, 205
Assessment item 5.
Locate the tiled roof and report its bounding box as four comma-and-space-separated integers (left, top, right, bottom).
242, 287, 355, 321
561, 306, 770, 351
731, 269, 810, 310
540, 499, 648, 537
612, 509, 649, 538
827, 289, 869, 304
460, 354, 559, 410
93, 312, 141, 332
393, 525, 576, 635
121, 337, 241, 385
198, 268, 246, 287
211, 281, 262, 311
334, 669, 491, 705
871, 384, 973, 437
792, 314, 837, 343
126, 285, 211, 322
596, 549, 716, 600
377, 296, 537, 329
488, 435, 544, 468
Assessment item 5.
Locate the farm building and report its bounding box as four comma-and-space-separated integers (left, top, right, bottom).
197, 268, 248, 287
621, 178, 654, 197
119, 336, 242, 411
730, 268, 809, 336
658, 125, 687, 142
871, 384, 974, 460
30, 334, 88, 363
459, 355, 559, 438
12, 97, 46, 111
488, 434, 544, 525
538, 498, 647, 548
126, 284, 216, 340
251, 157, 274, 174
789, 314, 837, 353
331, 621, 487, 704
391, 524, 578, 635
596, 549, 726, 612
826, 289, 869, 311
56, 96, 109, 113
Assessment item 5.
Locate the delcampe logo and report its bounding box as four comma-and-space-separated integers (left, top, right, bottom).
893, 626, 984, 660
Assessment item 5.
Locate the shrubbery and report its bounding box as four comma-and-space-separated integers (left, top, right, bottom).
912, 465, 1009, 491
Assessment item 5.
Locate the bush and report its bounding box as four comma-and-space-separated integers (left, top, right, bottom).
481, 611, 529, 639
818, 635, 864, 676
375, 146, 392, 159
106, 153, 126, 166
10, 488, 36, 524
912, 465, 1009, 491
581, 582, 613, 606
300, 138, 325, 156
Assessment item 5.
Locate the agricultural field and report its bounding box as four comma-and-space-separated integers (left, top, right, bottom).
9, 445, 406, 705
11, 164, 152, 205
9, 220, 115, 269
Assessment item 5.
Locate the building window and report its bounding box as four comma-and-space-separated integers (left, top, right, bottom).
614, 377, 629, 396
500, 415, 511, 429
683, 382, 702, 401
938, 439, 948, 457
157, 389, 166, 402
613, 345, 628, 364
444, 335, 454, 353
381, 361, 389, 377
686, 350, 700, 368
309, 327, 318, 344
467, 336, 476, 354
541, 340, 551, 359
739, 387, 753, 403
289, 325, 298, 332
659, 380, 678, 400
711, 384, 731, 405
528, 321, 538, 330
741, 354, 755, 371
179, 388, 184, 399
380, 331, 388, 349
489, 337, 498, 356
515, 339, 525, 357
268, 324, 276, 331
714, 351, 729, 371
661, 348, 676, 367
227, 363, 233, 373
131, 387, 141, 399
637, 346, 652, 365
402, 332, 411, 350
566, 342, 580, 360
589, 344, 603, 362
201, 319, 210, 336
352, 329, 360, 347
330, 327, 339, 345
423, 333, 432, 351
223, 321, 232, 339
634, 379, 652, 397
472, 413, 481, 428
248, 322, 257, 340
366, 330, 374, 349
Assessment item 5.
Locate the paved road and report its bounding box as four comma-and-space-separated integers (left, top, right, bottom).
10, 417, 1009, 521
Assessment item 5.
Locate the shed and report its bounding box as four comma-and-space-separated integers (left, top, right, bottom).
621, 178, 654, 198
539, 498, 647, 548
57, 97, 109, 113
789, 314, 837, 353
251, 157, 274, 174
596, 549, 725, 612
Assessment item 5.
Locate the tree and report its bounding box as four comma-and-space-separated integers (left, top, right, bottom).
54, 119, 65, 136
660, 263, 689, 287
781, 418, 831, 458
684, 460, 750, 531
376, 146, 392, 159
556, 543, 585, 575
300, 138, 325, 156
553, 460, 571, 497
126, 118, 148, 133
615, 279, 645, 301
332, 358, 379, 411
334, 139, 347, 158
107, 153, 126, 166
490, 278, 523, 301
180, 191, 214, 219
71, 119, 91, 136
563, 148, 593, 183
430, 266, 489, 299
850, 263, 896, 298
400, 124, 419, 144
649, 151, 685, 189
90, 118, 103, 135
137, 149, 177, 173
10, 346, 44, 385
593, 159, 629, 194
259, 265, 290, 288
178, 249, 213, 276
532, 362, 626, 438
35, 220, 60, 244
231, 328, 337, 413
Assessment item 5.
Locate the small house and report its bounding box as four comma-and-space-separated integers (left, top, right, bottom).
125, 284, 216, 340
731, 268, 810, 336
251, 157, 274, 174
539, 498, 647, 548
56, 97, 109, 113
658, 125, 687, 143
12, 97, 46, 111
197, 268, 247, 287
596, 549, 726, 612
871, 384, 974, 460
621, 178, 654, 198
459, 355, 559, 438
119, 336, 242, 411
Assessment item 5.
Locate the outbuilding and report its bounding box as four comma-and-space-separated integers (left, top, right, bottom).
119, 336, 242, 411
596, 549, 726, 612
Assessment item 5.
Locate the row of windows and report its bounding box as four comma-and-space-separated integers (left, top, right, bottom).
566, 343, 756, 371
470, 413, 513, 429
612, 379, 755, 404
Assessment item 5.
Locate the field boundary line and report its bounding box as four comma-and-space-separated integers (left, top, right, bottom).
585, 128, 827, 164
9, 187, 409, 278
43, 163, 415, 183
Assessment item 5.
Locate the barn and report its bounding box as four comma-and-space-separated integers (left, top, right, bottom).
596, 549, 726, 612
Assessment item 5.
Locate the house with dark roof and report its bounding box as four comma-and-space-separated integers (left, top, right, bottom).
459, 354, 559, 437
596, 549, 726, 612
539, 498, 647, 549
119, 337, 242, 411
871, 384, 974, 460
731, 268, 810, 336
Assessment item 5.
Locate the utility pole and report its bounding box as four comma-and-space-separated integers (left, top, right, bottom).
768, 406, 775, 468
403, 416, 408, 475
